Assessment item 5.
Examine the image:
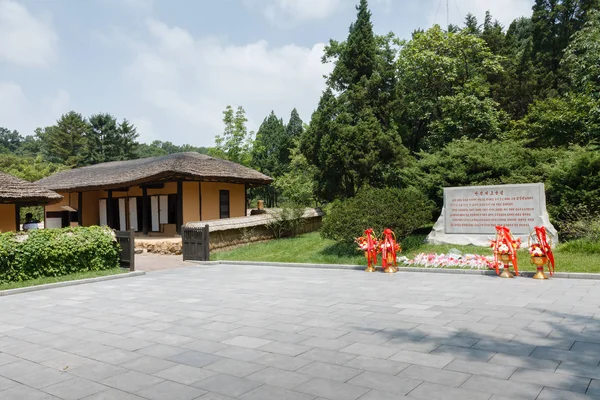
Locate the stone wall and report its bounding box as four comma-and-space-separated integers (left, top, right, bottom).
136, 214, 323, 255
210, 216, 322, 251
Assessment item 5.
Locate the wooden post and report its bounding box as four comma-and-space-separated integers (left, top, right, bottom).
78, 192, 83, 226
245, 184, 248, 217
177, 180, 183, 234
15, 204, 21, 232
203, 224, 210, 261
107, 190, 113, 229
129, 229, 135, 271
198, 182, 202, 221
142, 187, 149, 235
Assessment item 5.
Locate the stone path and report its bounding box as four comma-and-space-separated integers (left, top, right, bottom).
1, 265, 599, 399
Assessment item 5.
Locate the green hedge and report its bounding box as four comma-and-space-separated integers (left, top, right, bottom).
321, 187, 435, 244
0, 226, 120, 283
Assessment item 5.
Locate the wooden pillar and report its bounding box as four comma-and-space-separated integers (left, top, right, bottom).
78, 192, 83, 226
107, 190, 113, 229
15, 204, 21, 232
177, 180, 183, 234
245, 184, 248, 217
198, 182, 202, 221
142, 187, 149, 235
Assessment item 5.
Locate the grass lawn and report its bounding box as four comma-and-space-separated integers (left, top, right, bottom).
211, 231, 600, 273
0, 268, 127, 291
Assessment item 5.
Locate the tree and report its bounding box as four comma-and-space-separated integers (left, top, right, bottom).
286, 108, 304, 140
117, 119, 139, 161
496, 36, 536, 119
19, 134, 43, 157
562, 10, 600, 98
481, 11, 505, 54
251, 111, 288, 207
531, 0, 598, 93
463, 13, 480, 35
301, 0, 411, 201
395, 25, 505, 152
210, 106, 252, 166
136, 140, 209, 159
399, 139, 561, 210
518, 94, 599, 147
0, 154, 67, 182
427, 93, 509, 149
0, 128, 22, 153
86, 113, 120, 164
325, 0, 377, 92
44, 111, 88, 166
252, 111, 288, 178
273, 141, 318, 207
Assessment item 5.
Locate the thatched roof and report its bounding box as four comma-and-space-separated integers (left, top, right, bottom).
37, 152, 273, 191
0, 172, 63, 205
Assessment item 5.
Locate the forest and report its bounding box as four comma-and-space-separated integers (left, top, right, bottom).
1, 0, 599, 243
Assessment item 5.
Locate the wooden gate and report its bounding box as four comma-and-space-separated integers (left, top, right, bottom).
115, 230, 135, 271
182, 225, 210, 261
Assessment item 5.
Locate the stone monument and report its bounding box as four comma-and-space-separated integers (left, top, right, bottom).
428, 183, 557, 247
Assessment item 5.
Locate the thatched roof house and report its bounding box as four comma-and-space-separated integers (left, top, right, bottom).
38, 153, 272, 235
0, 172, 63, 232
38, 152, 272, 191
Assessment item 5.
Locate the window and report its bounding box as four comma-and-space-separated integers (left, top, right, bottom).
219, 190, 230, 219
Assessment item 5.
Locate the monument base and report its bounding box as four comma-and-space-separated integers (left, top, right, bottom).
427, 207, 557, 248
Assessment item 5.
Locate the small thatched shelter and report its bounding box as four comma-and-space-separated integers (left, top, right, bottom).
0, 172, 63, 232
37, 153, 272, 235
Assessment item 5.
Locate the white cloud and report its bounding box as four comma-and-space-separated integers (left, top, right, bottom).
0, 82, 28, 121
130, 117, 158, 143
46, 89, 70, 117
429, 0, 534, 29
121, 18, 332, 146
0, 82, 70, 134
262, 0, 345, 23
255, 0, 397, 25
0, 0, 58, 67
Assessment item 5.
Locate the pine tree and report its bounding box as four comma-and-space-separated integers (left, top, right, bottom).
86, 113, 119, 164
251, 111, 289, 207
463, 13, 480, 35
531, 0, 598, 92
0, 128, 23, 154
286, 108, 304, 140
252, 111, 288, 178
44, 111, 88, 166
481, 11, 505, 54
326, 0, 377, 91
301, 0, 411, 200
117, 119, 139, 161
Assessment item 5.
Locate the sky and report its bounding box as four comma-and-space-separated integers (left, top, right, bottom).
0, 0, 534, 147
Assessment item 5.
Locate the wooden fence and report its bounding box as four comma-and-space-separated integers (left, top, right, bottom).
182, 225, 210, 261
115, 230, 135, 271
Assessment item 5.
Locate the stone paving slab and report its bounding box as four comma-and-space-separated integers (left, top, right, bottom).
1, 264, 600, 399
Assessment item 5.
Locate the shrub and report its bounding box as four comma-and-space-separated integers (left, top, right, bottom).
399, 139, 561, 211
321, 187, 434, 244
545, 147, 600, 222
553, 204, 600, 242
266, 205, 306, 239
0, 226, 120, 283
558, 239, 600, 254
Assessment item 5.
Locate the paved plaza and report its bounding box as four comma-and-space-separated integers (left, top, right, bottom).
1, 265, 600, 400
